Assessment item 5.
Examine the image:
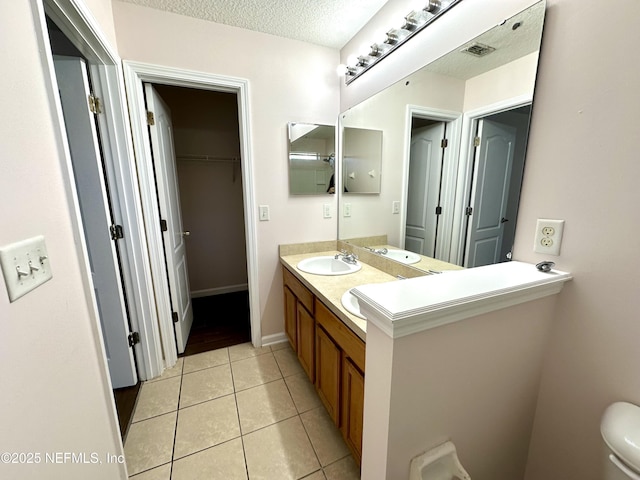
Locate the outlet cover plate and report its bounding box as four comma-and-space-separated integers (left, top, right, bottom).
534, 219, 564, 255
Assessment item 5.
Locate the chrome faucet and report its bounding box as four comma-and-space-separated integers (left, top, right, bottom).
335, 250, 358, 264
365, 247, 388, 255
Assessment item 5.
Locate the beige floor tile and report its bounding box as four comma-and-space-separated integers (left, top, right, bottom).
128, 462, 171, 479
301, 407, 350, 467
173, 394, 240, 459
236, 379, 298, 434
243, 416, 320, 480
182, 347, 229, 374
231, 353, 282, 391
273, 345, 305, 377
132, 377, 181, 422
124, 412, 176, 476
147, 358, 183, 383
180, 363, 233, 408
301, 470, 327, 480
323, 455, 360, 480
269, 340, 291, 352
171, 438, 247, 480
229, 341, 271, 362
284, 372, 322, 413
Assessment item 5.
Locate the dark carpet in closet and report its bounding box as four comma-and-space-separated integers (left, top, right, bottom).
180, 290, 251, 357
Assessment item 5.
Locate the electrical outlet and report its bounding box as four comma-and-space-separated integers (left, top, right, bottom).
392, 201, 400, 214
534, 219, 564, 255
343, 203, 351, 217
323, 204, 332, 218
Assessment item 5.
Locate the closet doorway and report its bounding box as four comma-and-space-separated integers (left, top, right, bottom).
145, 84, 250, 357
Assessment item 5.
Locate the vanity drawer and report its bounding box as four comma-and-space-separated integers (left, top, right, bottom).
283, 267, 314, 314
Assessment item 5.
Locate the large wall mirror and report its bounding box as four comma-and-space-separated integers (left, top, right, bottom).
338, 0, 545, 270
288, 122, 336, 195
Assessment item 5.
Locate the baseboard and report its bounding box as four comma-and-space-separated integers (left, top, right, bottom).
190, 284, 248, 298
262, 332, 288, 348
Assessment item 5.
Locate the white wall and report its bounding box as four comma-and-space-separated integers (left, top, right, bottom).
362, 297, 557, 480
0, 1, 125, 479
519, 0, 640, 478
112, 2, 341, 337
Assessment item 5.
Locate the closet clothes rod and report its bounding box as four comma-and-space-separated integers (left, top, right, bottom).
176, 153, 240, 163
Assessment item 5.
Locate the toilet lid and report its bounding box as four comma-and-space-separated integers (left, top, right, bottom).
601, 402, 640, 473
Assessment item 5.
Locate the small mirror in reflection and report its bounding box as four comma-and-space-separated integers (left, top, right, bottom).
342, 127, 383, 194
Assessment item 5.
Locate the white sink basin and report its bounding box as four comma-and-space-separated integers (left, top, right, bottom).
341, 290, 366, 319
297, 256, 362, 276
382, 249, 421, 265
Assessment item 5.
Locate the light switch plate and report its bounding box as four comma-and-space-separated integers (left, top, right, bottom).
323, 204, 332, 218
258, 205, 270, 221
0, 235, 53, 302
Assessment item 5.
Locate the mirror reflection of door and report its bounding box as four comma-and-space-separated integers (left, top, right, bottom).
405, 121, 446, 257
463, 105, 531, 267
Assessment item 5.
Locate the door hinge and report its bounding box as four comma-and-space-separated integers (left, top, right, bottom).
88, 94, 102, 114
465, 206, 473, 216
128, 331, 140, 347
441, 138, 448, 148
172, 312, 179, 323
160, 219, 168, 232
474, 136, 480, 147
147, 111, 155, 125
110, 224, 124, 240
435, 206, 443, 215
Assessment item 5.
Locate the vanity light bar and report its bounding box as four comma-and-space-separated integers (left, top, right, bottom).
342, 0, 463, 85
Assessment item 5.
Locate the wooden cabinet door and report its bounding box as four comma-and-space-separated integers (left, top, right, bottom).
315, 325, 341, 425
342, 357, 365, 465
296, 303, 315, 382
283, 286, 297, 350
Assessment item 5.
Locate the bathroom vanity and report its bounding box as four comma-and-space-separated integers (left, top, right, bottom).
279, 241, 463, 465
280, 241, 572, 478
280, 245, 394, 465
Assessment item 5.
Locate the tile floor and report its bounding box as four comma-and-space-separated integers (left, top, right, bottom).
124, 341, 361, 480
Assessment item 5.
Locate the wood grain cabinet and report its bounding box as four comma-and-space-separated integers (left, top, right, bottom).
282, 267, 315, 382
282, 265, 366, 465
315, 297, 365, 465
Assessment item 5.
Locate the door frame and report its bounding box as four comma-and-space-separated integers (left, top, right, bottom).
402, 105, 462, 260
451, 94, 533, 265
36, 0, 165, 383
122, 61, 260, 369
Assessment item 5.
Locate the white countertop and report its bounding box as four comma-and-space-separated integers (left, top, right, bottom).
351, 261, 572, 338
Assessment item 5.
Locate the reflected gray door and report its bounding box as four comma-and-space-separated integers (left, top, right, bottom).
405, 123, 445, 257
465, 119, 517, 267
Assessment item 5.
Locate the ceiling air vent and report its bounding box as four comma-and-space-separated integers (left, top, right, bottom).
461, 43, 496, 57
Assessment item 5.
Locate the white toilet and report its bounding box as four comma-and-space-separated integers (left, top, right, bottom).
601, 401, 640, 479
409, 441, 471, 480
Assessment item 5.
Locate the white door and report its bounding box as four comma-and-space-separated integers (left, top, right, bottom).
405, 123, 446, 257
465, 119, 517, 267
144, 84, 193, 354
53, 56, 137, 388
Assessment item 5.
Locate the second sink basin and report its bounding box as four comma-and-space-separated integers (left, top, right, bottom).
341, 290, 366, 319
297, 255, 362, 276
381, 249, 421, 265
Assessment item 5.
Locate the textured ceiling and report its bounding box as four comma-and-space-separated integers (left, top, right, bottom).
116, 0, 390, 49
